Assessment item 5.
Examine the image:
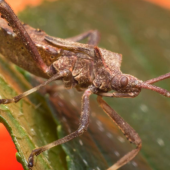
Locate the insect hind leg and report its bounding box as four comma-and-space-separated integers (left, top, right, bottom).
97, 96, 142, 170
66, 30, 100, 46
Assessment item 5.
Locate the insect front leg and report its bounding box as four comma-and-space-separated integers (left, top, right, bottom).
0, 70, 70, 104
97, 91, 140, 98
66, 30, 100, 45
97, 96, 141, 170
27, 88, 93, 168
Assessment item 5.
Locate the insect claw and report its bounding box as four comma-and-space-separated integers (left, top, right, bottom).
27, 155, 34, 169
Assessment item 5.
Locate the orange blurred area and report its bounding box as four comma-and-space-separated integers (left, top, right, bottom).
0, 123, 23, 170
6, 0, 42, 13
5, 0, 56, 13
4, 0, 170, 14
145, 0, 170, 10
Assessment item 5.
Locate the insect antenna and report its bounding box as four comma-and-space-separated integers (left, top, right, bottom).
144, 72, 170, 84
140, 73, 170, 97
140, 83, 170, 97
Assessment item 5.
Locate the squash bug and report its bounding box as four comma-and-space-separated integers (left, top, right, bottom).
0, 0, 170, 169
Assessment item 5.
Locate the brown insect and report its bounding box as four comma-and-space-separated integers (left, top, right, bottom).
0, 0, 170, 169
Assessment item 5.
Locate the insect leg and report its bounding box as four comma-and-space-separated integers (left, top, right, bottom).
0, 0, 49, 73
62, 69, 74, 89
97, 96, 142, 170
97, 91, 139, 98
99, 84, 170, 98
66, 30, 100, 45
0, 70, 70, 104
27, 88, 93, 168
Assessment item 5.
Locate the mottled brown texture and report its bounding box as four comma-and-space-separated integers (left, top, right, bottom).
0, 0, 49, 74
0, 18, 60, 78
45, 37, 122, 92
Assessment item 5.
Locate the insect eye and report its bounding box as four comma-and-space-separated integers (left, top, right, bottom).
50, 56, 55, 59
120, 76, 128, 88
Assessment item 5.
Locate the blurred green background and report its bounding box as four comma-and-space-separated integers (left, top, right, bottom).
0, 0, 170, 170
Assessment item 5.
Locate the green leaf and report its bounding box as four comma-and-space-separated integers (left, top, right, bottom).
0, 56, 67, 170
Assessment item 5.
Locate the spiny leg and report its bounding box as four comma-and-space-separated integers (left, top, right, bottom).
0, 0, 49, 73
66, 30, 100, 45
0, 70, 71, 104
97, 96, 142, 170
27, 88, 93, 168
